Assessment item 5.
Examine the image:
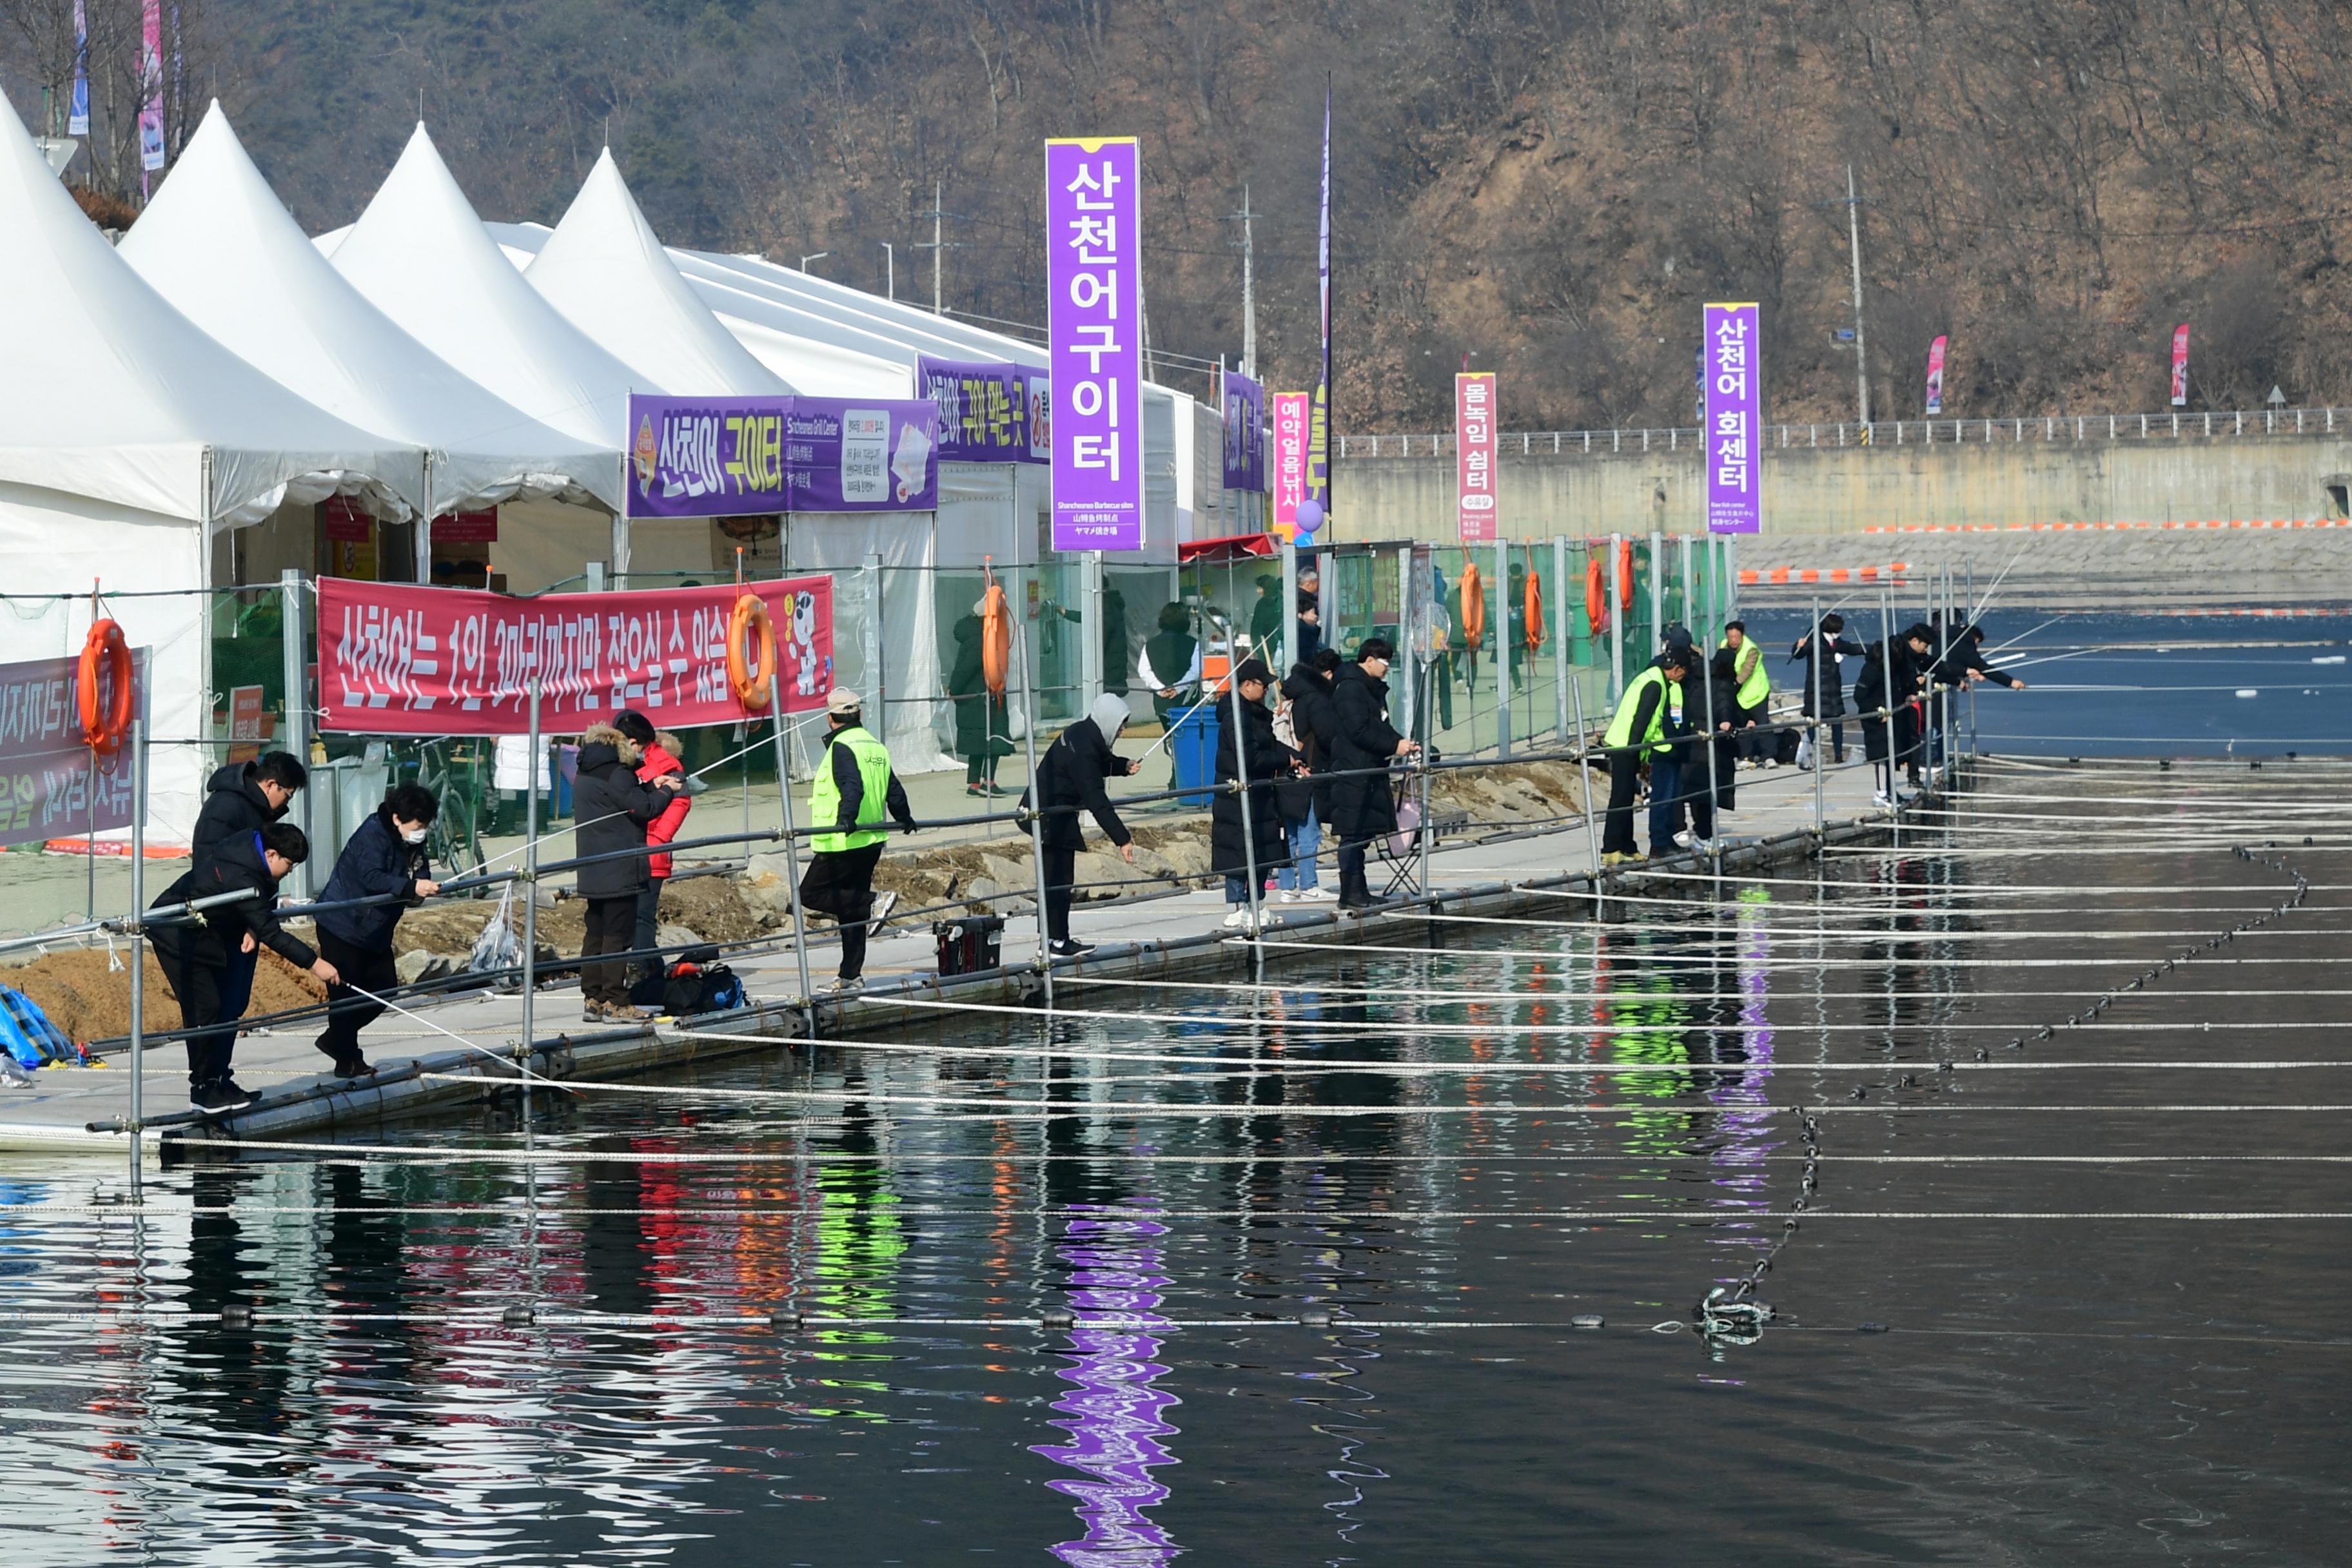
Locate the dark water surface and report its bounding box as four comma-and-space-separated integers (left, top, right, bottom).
5, 770, 2350, 1564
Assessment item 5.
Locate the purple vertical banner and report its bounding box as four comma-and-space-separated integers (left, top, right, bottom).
1703, 302, 1763, 535
1219, 370, 1264, 492
1046, 137, 1145, 551
1302, 83, 1333, 532
68, 1, 89, 135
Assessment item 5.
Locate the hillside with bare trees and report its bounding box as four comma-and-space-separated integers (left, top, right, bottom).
8, 0, 2347, 429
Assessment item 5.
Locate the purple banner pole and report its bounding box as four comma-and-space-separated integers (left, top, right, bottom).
1047, 137, 1146, 552
1703, 302, 1763, 535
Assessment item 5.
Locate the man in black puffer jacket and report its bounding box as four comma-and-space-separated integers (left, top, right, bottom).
311, 782, 442, 1077
1210, 659, 1297, 930
569, 717, 682, 1021
1024, 693, 1141, 958
190, 751, 308, 1049
1327, 638, 1420, 911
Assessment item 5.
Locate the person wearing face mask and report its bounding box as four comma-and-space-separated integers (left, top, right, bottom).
311, 782, 444, 1078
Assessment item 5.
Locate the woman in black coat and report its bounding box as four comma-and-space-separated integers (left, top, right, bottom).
1326, 638, 1419, 909
570, 718, 680, 1019
1790, 612, 1865, 767
1273, 650, 1341, 901
947, 603, 1013, 796
1210, 660, 1297, 926
1852, 624, 1933, 804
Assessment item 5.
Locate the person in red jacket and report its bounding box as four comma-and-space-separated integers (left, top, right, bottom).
616, 712, 693, 992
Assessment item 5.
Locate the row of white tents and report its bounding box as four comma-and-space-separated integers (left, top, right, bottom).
0, 92, 1233, 839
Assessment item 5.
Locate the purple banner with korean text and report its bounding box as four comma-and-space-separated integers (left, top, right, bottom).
0, 649, 148, 850
1046, 137, 1146, 552
624, 394, 939, 518
1703, 302, 1763, 535
916, 355, 1050, 464
1219, 370, 1265, 493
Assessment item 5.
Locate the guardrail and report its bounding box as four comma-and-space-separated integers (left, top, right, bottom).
1338, 406, 2350, 461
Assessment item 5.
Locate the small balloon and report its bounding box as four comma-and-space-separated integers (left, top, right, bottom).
1295, 498, 1324, 533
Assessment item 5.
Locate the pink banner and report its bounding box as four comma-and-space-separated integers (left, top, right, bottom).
1924, 335, 1948, 416
137, 0, 164, 173
1271, 391, 1309, 539
2170, 323, 2191, 407
1455, 372, 1498, 543
318, 577, 834, 735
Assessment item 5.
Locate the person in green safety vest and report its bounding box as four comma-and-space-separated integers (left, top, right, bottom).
1598, 647, 1691, 867
1716, 620, 1772, 770
799, 687, 918, 995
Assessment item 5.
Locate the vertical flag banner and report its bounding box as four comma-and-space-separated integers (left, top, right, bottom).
1455, 371, 1498, 543
68, 1, 89, 135
1271, 391, 1309, 538
1703, 302, 1763, 535
1220, 371, 1266, 493
1046, 137, 1145, 552
2171, 323, 2191, 407
138, 0, 165, 172
1302, 83, 1333, 532
1925, 334, 1948, 416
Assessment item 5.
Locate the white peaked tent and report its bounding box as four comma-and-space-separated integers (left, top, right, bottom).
0, 91, 418, 841
526, 149, 794, 397
331, 125, 638, 493
119, 103, 614, 543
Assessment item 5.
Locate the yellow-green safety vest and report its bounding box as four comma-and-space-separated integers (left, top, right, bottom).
1605, 667, 1672, 759
808, 725, 893, 853
1723, 636, 1770, 708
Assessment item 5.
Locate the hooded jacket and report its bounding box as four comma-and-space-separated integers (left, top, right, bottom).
191, 761, 288, 857
636, 734, 694, 879
1026, 716, 1132, 852
315, 805, 433, 952
570, 723, 667, 898
1210, 694, 1295, 878
1788, 624, 1865, 720
1278, 662, 1338, 827
150, 830, 316, 972
1327, 662, 1405, 840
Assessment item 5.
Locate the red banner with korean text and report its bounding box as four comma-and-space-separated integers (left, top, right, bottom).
317, 577, 834, 735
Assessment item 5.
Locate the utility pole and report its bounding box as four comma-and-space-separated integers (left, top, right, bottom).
1846, 164, 1870, 428
1228, 184, 1259, 378
914, 180, 959, 315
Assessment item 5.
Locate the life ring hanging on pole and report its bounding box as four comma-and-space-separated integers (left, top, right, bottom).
1459, 560, 1485, 651
727, 593, 778, 712
1585, 553, 1607, 634
1523, 554, 1545, 651
1615, 538, 1634, 609
78, 618, 134, 756
979, 574, 1013, 699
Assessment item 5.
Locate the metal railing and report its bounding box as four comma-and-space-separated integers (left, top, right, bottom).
1338, 406, 2349, 461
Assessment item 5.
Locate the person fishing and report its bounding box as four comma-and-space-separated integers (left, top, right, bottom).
148, 822, 337, 1111
189, 749, 308, 1055
311, 781, 442, 1079
1025, 693, 1142, 958
1275, 647, 1342, 902
571, 714, 687, 1022
1790, 612, 1864, 770
1598, 645, 1689, 867
799, 687, 918, 995
1328, 637, 1418, 910
1211, 658, 1298, 930
1928, 622, 2028, 763
1854, 622, 1935, 806
1717, 620, 1772, 769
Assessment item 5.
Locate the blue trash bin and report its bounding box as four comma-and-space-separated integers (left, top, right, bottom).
1168, 704, 1220, 808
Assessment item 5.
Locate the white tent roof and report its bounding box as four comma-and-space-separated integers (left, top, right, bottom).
490, 222, 909, 396
0, 92, 415, 527
525, 149, 793, 396
331, 124, 637, 487
119, 104, 612, 520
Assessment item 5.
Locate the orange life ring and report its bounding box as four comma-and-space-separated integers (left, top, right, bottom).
980, 581, 1013, 698
727, 593, 777, 712
1615, 538, 1634, 609
1524, 564, 1544, 650
1458, 561, 1485, 650
78, 618, 133, 755
1584, 554, 1607, 632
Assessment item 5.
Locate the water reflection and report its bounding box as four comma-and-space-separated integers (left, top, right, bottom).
1032, 1200, 1184, 1564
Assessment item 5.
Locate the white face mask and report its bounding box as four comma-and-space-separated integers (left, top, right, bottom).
402, 826, 429, 845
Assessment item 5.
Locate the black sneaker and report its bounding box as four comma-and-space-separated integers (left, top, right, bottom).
331, 1055, 375, 1081
218, 1079, 261, 1108
1048, 938, 1095, 958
